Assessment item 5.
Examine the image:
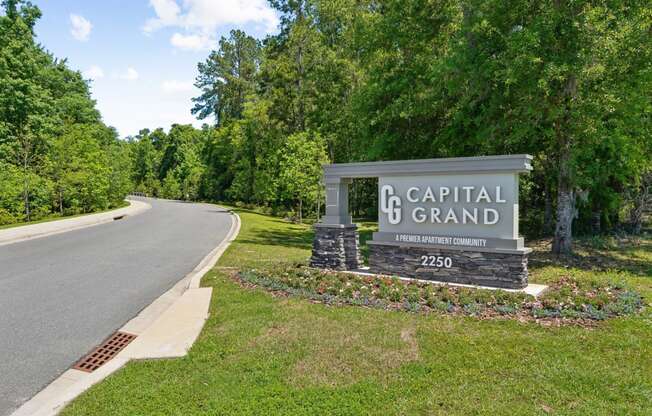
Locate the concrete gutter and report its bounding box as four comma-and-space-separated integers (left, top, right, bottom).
12, 209, 241, 416
0, 200, 151, 247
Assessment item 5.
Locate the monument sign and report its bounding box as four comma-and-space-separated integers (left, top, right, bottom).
310, 155, 533, 289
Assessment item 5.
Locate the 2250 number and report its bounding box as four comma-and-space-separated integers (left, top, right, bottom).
420, 255, 452, 268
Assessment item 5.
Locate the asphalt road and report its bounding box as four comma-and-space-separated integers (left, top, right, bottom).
0, 198, 233, 415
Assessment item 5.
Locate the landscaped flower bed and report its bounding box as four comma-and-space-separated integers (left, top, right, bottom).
236, 264, 644, 326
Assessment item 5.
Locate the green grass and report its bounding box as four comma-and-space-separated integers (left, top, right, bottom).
62, 210, 652, 415
0, 201, 130, 230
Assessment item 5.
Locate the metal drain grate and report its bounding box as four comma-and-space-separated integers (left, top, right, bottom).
73, 331, 136, 372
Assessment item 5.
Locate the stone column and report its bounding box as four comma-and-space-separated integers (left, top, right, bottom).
310, 177, 362, 270
310, 224, 362, 270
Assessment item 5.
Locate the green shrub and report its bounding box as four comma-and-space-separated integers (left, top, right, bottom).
0, 208, 16, 226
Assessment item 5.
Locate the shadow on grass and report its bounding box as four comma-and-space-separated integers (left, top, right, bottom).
529, 236, 652, 276
236, 229, 314, 250
231, 208, 315, 250
229, 208, 651, 277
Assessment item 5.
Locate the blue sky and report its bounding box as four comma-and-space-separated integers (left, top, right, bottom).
32, 0, 279, 138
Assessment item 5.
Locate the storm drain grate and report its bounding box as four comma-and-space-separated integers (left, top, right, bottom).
73, 331, 136, 372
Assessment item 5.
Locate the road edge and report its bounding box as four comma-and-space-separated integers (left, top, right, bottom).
11, 207, 242, 416
0, 199, 152, 247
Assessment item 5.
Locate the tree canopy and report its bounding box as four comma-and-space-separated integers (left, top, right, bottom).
152, 0, 649, 252
0, 0, 131, 224
2, 0, 649, 254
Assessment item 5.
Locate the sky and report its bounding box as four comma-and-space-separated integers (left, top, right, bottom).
32, 0, 280, 138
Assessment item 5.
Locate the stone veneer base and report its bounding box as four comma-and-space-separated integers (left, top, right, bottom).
310, 224, 362, 270
368, 241, 529, 289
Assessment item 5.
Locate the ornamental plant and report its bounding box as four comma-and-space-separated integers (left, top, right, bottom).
237, 264, 644, 325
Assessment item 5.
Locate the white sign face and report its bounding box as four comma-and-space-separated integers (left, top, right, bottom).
377, 174, 520, 248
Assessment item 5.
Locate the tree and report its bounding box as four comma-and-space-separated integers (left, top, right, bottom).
131, 129, 161, 195
192, 30, 261, 126
176, 142, 203, 201
160, 172, 181, 200
347, 0, 650, 252
225, 98, 284, 205
0, 0, 54, 221
0, 1, 132, 225
278, 131, 329, 222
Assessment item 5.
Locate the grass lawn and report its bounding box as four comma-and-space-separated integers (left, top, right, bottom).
62, 210, 652, 415
0, 201, 130, 230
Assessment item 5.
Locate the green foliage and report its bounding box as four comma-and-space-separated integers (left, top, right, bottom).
239, 264, 643, 322
192, 30, 261, 126
0, 1, 131, 225
160, 172, 181, 200
5, 0, 649, 243
278, 131, 329, 221
158, 0, 651, 248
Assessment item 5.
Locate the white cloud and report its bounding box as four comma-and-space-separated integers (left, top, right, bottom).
162, 80, 194, 93
70, 14, 92, 41
83, 65, 104, 80
143, 0, 181, 33
144, 0, 279, 50
118, 67, 139, 81
170, 33, 214, 51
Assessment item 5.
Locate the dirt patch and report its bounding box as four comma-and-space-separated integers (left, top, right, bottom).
400, 326, 420, 360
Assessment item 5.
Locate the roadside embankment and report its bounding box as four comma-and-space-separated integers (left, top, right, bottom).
0, 199, 151, 247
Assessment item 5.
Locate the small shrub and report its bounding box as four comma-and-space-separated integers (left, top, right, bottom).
404, 301, 421, 313
406, 287, 421, 303
0, 208, 17, 226
438, 286, 455, 303
473, 290, 494, 305
463, 303, 484, 315
389, 287, 403, 302
495, 305, 518, 315
532, 308, 560, 319
457, 288, 475, 306
561, 308, 582, 319
584, 305, 607, 320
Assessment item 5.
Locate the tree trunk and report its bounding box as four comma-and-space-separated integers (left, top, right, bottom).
544, 181, 553, 235
629, 172, 651, 234
552, 74, 577, 255
296, 43, 305, 132
552, 146, 574, 254
298, 198, 303, 224
248, 140, 256, 203
553, 184, 574, 254
23, 152, 31, 222
591, 209, 601, 234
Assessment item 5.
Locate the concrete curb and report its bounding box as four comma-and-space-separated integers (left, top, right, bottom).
11, 208, 242, 416
0, 199, 152, 247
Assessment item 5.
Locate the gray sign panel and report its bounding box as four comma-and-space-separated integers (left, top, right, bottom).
378, 173, 519, 240
318, 154, 532, 252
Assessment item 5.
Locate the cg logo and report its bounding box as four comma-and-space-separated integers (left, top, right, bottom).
380, 185, 402, 225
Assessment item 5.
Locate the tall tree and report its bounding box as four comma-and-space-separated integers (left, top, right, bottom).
0, 0, 54, 221
192, 30, 261, 126
278, 131, 328, 222
0, 1, 132, 225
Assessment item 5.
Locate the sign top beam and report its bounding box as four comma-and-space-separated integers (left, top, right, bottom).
323, 154, 533, 180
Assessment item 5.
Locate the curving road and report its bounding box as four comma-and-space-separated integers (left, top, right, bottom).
0, 198, 233, 416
